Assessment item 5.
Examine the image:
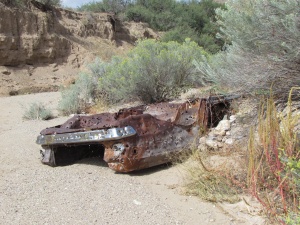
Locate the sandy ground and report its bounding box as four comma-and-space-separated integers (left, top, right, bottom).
0, 92, 265, 225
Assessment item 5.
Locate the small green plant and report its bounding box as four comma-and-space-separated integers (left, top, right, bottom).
23, 102, 53, 120
284, 211, 300, 225
37, 0, 61, 7
58, 72, 98, 115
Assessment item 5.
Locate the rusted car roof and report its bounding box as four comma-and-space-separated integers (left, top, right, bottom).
36, 96, 235, 172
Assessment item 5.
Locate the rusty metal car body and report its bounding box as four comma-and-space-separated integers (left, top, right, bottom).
36, 96, 235, 172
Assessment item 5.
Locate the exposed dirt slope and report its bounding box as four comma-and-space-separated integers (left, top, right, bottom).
0, 2, 158, 96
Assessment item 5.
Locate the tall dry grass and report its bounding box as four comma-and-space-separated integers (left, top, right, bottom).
248, 88, 300, 222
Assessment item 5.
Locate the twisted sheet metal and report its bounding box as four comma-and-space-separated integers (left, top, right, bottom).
37, 96, 235, 172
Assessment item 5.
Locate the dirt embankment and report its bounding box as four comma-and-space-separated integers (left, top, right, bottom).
0, 3, 158, 96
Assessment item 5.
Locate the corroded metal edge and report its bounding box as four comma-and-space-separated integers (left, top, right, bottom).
36, 126, 136, 145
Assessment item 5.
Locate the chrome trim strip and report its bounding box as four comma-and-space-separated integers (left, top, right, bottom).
36, 126, 136, 145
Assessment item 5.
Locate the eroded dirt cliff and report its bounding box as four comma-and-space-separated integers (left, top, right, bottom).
0, 2, 158, 96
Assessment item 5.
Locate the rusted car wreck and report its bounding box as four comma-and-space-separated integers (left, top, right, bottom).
36, 96, 235, 172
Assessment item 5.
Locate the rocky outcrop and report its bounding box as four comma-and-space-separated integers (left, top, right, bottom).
0, 3, 158, 96
0, 3, 159, 67
0, 6, 116, 66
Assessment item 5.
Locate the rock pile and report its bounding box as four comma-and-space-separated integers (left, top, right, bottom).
198, 114, 250, 152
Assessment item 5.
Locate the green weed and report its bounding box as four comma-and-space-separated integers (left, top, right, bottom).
23, 102, 53, 120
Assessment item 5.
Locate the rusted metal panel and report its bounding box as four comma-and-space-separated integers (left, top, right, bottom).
36, 96, 235, 172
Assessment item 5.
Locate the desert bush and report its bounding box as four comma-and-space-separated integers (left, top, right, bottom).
23, 102, 53, 120
78, 0, 224, 52
0, 0, 27, 7
59, 40, 207, 112
58, 71, 100, 115
248, 88, 300, 221
78, 0, 131, 13
197, 34, 222, 55
77, 2, 106, 12
195, 0, 300, 100
1, 0, 61, 8
37, 0, 61, 7
98, 39, 208, 104
161, 24, 199, 44
127, 0, 224, 52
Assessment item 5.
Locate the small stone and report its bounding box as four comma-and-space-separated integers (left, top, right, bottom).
133, 200, 141, 205
215, 120, 231, 132
205, 138, 219, 150
197, 144, 207, 151
216, 136, 223, 142
199, 136, 206, 144
217, 142, 223, 148
2, 70, 11, 75
214, 129, 226, 136
208, 132, 217, 138
230, 115, 236, 123
225, 138, 234, 145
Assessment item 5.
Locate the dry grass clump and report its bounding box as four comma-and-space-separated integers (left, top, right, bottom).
23, 102, 53, 120
248, 88, 300, 223
180, 149, 241, 203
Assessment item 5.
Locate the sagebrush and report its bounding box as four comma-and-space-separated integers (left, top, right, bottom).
98, 39, 208, 104
58, 40, 208, 113
195, 0, 300, 100
58, 70, 101, 115
23, 102, 53, 120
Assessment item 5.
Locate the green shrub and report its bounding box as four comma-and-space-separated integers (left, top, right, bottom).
284, 211, 300, 225
77, 0, 225, 52
78, 0, 131, 14
195, 0, 300, 100
59, 40, 208, 111
197, 34, 222, 54
161, 25, 199, 44
37, 0, 61, 7
1, 0, 61, 8
125, 5, 153, 23
98, 39, 209, 104
23, 102, 53, 120
0, 0, 26, 7
58, 72, 99, 115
